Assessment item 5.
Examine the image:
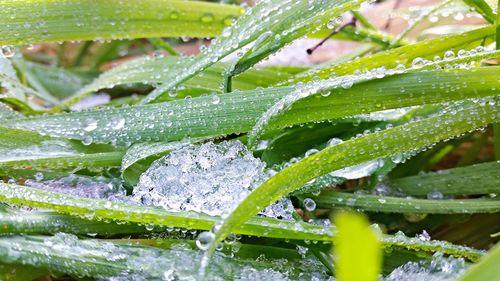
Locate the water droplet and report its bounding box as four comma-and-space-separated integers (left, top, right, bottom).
201, 13, 214, 23
82, 136, 93, 146
196, 231, 214, 250
83, 118, 98, 132
169, 12, 179, 20
303, 198, 316, 211
34, 172, 44, 181
443, 50, 455, 60
211, 95, 220, 105
427, 190, 443, 200
0, 46, 15, 58
327, 138, 343, 147
110, 117, 125, 130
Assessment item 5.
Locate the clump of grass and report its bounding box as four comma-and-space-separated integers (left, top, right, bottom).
0, 0, 499, 280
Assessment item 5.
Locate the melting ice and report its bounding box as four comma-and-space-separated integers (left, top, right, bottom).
132, 140, 294, 219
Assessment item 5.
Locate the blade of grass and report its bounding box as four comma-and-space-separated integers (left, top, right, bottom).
66, 56, 293, 105
0, 127, 123, 171
390, 0, 454, 46
461, 0, 496, 23
7, 66, 500, 146
389, 161, 500, 196
0, 183, 334, 241
494, 1, 500, 160
140, 0, 367, 104
313, 192, 500, 214
0, 0, 244, 45
293, 25, 496, 82
0, 183, 484, 261
0, 208, 147, 236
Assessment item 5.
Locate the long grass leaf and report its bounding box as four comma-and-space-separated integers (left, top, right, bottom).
140, 0, 366, 104
0, 183, 484, 261
5, 67, 500, 145
0, 0, 244, 45
293, 25, 496, 82
314, 192, 500, 214
389, 161, 500, 196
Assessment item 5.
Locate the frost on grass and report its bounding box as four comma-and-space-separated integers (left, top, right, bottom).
385, 252, 467, 281
0, 233, 331, 281
133, 140, 294, 219
26, 174, 128, 202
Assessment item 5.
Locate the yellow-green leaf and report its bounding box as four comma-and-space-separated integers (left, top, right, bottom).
334, 212, 382, 281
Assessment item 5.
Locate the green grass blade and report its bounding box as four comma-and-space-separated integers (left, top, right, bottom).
458, 243, 500, 281
0, 209, 147, 236
494, 0, 500, 160
334, 212, 382, 281
461, 0, 496, 23
69, 56, 292, 104
247, 51, 500, 148
313, 192, 500, 214
140, 0, 366, 104
294, 25, 496, 82
0, 183, 484, 262
204, 100, 500, 265
0, 127, 122, 171
0, 0, 244, 45
6, 67, 500, 146
0, 183, 334, 241
389, 161, 500, 196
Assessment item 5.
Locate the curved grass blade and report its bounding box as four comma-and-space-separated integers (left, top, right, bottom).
203, 100, 500, 268
140, 0, 366, 104
313, 192, 500, 214
0, 183, 334, 241
0, 127, 122, 171
5, 67, 500, 146
390, 0, 453, 46
390, 161, 500, 196
293, 25, 496, 83
69, 56, 292, 104
247, 51, 500, 148
461, 0, 496, 23
0, 0, 244, 45
0, 233, 335, 280
1, 66, 60, 106
0, 183, 484, 262
0, 209, 147, 236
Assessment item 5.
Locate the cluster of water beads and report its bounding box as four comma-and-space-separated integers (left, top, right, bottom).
0, 231, 476, 280
1, 140, 80, 162
0, 232, 334, 281
384, 252, 467, 281
133, 140, 294, 219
